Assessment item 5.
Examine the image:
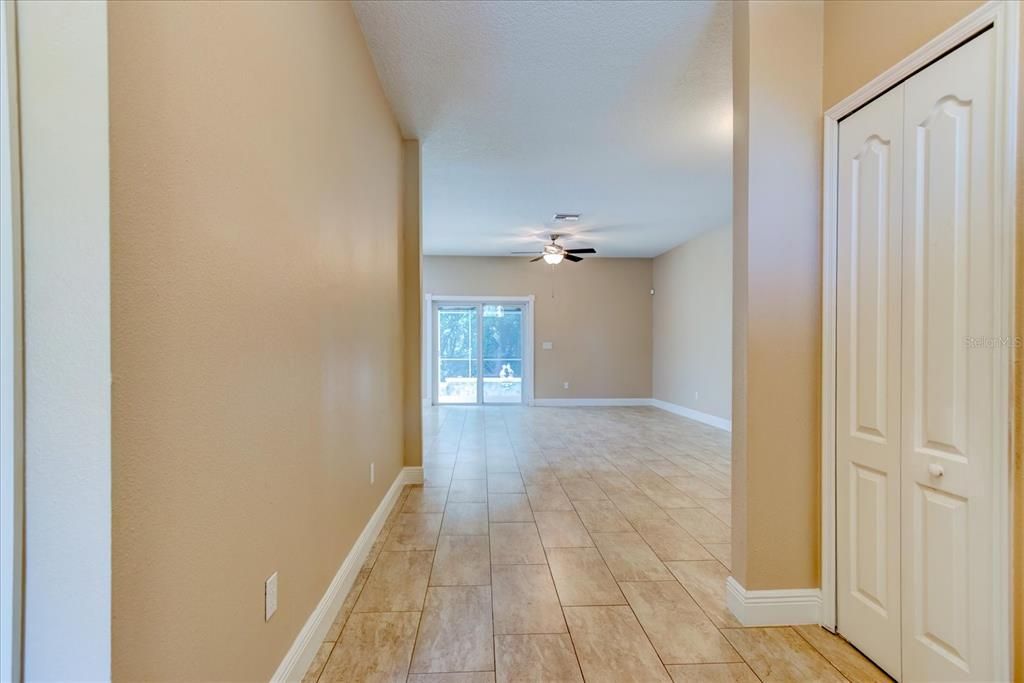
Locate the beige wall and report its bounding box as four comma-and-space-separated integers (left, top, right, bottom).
108, 2, 405, 680
423, 256, 652, 400
402, 140, 422, 466
823, 0, 983, 108
731, 0, 823, 591
652, 226, 732, 420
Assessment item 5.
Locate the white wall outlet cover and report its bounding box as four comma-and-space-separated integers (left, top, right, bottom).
542, 341, 553, 350
370, 462, 375, 484
563, 382, 569, 389
265, 572, 278, 621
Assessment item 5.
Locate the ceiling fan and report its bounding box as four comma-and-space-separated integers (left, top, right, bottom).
512, 234, 597, 264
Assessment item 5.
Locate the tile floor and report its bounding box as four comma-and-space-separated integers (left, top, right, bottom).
305, 405, 891, 683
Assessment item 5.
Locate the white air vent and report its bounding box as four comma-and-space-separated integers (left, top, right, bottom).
553, 213, 580, 222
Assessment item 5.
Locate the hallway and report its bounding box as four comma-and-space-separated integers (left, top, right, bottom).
304, 406, 888, 682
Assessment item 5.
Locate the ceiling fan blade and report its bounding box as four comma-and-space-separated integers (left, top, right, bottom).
565, 248, 596, 254
564, 254, 584, 262
529, 255, 544, 262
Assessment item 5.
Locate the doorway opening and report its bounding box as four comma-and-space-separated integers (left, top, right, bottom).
425, 295, 534, 406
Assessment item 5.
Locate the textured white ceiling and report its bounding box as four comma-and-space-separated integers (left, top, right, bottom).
353, 0, 732, 257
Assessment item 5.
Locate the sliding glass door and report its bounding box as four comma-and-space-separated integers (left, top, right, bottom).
481, 304, 523, 404
435, 302, 525, 405
436, 305, 478, 404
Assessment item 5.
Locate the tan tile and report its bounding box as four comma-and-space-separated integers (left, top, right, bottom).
354, 550, 433, 612
453, 461, 487, 479
488, 472, 525, 493
646, 460, 691, 479
384, 513, 443, 551
703, 543, 731, 569
699, 498, 732, 526
301, 641, 333, 683
666, 663, 760, 683
488, 456, 520, 473
794, 625, 891, 683
492, 564, 566, 634
620, 581, 739, 664
321, 611, 419, 682
632, 518, 713, 562
560, 478, 607, 501
424, 467, 454, 488
410, 586, 494, 674
449, 478, 487, 504
563, 606, 672, 683
667, 508, 730, 544
666, 476, 728, 500
721, 627, 846, 682
525, 484, 574, 511
323, 566, 370, 641
489, 493, 534, 522
408, 674, 495, 683
441, 503, 488, 536
490, 523, 546, 565
572, 500, 633, 533
607, 491, 669, 522
431, 536, 491, 586
591, 472, 639, 495
665, 560, 740, 628
533, 510, 593, 548
591, 531, 673, 581
404, 487, 450, 513
698, 470, 731, 494
520, 465, 559, 487
546, 547, 625, 606
637, 479, 700, 509
494, 634, 583, 682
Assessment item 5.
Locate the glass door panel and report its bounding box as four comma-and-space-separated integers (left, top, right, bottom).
482, 304, 523, 404
437, 306, 478, 404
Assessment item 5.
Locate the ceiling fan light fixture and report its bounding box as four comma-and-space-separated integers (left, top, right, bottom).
543, 252, 564, 265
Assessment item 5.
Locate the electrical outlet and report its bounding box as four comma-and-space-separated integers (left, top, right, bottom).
370, 462, 375, 484
694, 391, 699, 401
265, 572, 278, 622
543, 341, 553, 350
563, 381, 570, 390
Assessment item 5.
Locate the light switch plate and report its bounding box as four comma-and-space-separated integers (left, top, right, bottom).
542, 341, 553, 350
265, 572, 278, 621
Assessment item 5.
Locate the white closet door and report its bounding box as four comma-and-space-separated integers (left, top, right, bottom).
835, 85, 904, 680
900, 30, 997, 683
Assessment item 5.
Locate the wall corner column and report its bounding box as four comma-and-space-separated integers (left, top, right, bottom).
402, 139, 423, 467
730, 0, 824, 606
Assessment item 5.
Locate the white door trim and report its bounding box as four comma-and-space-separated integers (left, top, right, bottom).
424, 294, 535, 406
820, 4, 1018, 678
0, 2, 23, 680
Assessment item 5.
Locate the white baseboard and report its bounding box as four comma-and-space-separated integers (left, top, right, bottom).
271, 466, 421, 682
531, 398, 651, 407
650, 398, 732, 432
725, 576, 821, 626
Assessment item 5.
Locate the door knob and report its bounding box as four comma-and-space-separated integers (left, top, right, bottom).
927, 463, 944, 477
